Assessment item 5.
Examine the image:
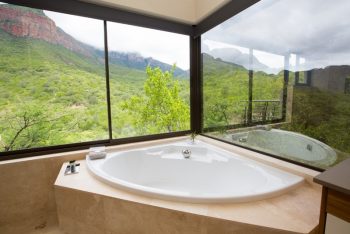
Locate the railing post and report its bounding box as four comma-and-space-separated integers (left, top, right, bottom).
262, 101, 268, 122
282, 55, 290, 121
248, 48, 253, 125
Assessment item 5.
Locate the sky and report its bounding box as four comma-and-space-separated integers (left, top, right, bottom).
202, 0, 350, 73
2, 1, 349, 72
44, 11, 190, 70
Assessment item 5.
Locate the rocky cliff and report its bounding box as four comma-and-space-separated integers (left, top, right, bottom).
0, 4, 90, 56
108, 51, 188, 77
0, 4, 188, 76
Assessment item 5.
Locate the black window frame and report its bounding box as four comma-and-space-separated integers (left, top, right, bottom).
0, 0, 194, 160
1, 0, 325, 172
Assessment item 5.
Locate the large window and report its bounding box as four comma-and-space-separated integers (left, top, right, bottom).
0, 3, 190, 155
107, 22, 190, 138
202, 0, 350, 169
0, 3, 108, 152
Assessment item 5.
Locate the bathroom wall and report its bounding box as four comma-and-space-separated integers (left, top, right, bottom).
0, 152, 86, 234
0, 137, 184, 234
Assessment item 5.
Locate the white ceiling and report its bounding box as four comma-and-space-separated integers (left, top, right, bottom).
79, 0, 230, 24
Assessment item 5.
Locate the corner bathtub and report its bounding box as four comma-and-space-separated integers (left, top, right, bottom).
227, 129, 337, 168
86, 140, 303, 203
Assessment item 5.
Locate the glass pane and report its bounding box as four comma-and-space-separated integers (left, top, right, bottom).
201, 0, 350, 169
252, 49, 284, 123
107, 22, 190, 138
202, 39, 249, 131
0, 3, 108, 152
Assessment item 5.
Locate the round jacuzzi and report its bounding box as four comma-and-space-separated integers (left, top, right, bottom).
86, 140, 303, 203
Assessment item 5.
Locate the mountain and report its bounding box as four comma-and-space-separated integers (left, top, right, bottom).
96, 50, 188, 77
205, 47, 282, 74
0, 4, 92, 56
0, 4, 187, 77
202, 52, 247, 71
207, 47, 268, 71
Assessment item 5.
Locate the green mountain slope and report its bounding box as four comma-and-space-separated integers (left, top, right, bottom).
202, 53, 284, 128
0, 29, 109, 147
0, 26, 190, 151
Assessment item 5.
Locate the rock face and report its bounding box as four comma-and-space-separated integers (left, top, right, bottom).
108, 51, 188, 77
0, 4, 89, 56
0, 4, 188, 76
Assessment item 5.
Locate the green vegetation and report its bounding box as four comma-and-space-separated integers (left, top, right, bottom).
202, 53, 350, 167
202, 54, 284, 128
0, 29, 189, 151
281, 87, 350, 154
1, 20, 349, 169
122, 66, 190, 134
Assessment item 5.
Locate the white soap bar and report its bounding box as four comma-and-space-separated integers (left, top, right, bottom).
89, 146, 106, 153
88, 151, 107, 160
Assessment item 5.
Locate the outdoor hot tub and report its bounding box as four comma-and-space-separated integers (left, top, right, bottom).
86, 140, 303, 203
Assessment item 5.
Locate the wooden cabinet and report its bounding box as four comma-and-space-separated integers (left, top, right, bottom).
327, 189, 350, 223
314, 159, 350, 234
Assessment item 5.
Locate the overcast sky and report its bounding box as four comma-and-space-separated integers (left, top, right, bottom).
203, 0, 350, 72
3, 1, 349, 72
44, 11, 190, 70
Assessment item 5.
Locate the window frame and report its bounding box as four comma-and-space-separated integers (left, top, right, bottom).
0, 0, 193, 160
1, 0, 326, 172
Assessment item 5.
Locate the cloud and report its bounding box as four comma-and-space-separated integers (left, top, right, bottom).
202, 0, 350, 71
44, 11, 189, 70
107, 22, 189, 70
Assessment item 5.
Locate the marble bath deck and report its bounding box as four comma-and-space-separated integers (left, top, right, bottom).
54, 136, 322, 234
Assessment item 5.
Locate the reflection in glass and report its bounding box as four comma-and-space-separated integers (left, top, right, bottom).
202, 40, 249, 129
202, 0, 350, 169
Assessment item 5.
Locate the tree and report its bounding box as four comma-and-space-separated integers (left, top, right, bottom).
122, 66, 190, 134
0, 103, 72, 151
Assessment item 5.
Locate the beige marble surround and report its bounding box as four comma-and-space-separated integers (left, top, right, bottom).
55, 136, 321, 234
0, 136, 322, 234
0, 149, 85, 234
0, 137, 183, 234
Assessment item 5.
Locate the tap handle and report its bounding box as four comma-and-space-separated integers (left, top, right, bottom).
69, 160, 76, 173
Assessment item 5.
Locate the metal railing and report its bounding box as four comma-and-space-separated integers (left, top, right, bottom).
241, 100, 282, 124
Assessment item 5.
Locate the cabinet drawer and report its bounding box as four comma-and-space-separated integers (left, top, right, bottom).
327, 189, 350, 222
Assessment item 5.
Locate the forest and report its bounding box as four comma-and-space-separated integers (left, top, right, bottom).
0, 27, 191, 151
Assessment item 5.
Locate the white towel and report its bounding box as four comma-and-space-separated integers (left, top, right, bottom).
90, 146, 106, 153
88, 146, 107, 160
88, 151, 107, 160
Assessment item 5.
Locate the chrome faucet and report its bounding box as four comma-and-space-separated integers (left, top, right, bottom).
256, 125, 272, 131
64, 160, 80, 175
182, 149, 191, 159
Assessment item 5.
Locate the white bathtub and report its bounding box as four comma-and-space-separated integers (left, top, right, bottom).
227, 129, 337, 168
86, 140, 303, 203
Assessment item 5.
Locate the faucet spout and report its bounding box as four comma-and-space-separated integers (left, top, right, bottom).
182, 149, 191, 159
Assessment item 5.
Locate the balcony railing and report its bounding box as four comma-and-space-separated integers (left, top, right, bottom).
241, 100, 282, 124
